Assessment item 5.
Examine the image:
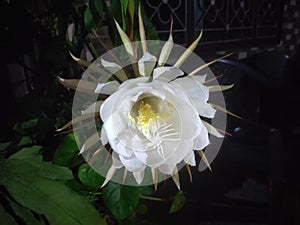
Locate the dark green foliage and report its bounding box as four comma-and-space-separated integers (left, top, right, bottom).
103, 182, 140, 220
169, 191, 186, 214
52, 133, 83, 167
0, 146, 106, 225
78, 163, 104, 190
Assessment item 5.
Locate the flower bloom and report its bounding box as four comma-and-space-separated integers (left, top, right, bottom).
98, 52, 216, 185
60, 16, 232, 187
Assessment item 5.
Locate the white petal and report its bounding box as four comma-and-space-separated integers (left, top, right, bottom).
158, 163, 176, 175
202, 120, 224, 138
153, 67, 183, 81
171, 166, 181, 190
112, 151, 124, 169
134, 139, 178, 168
208, 84, 234, 92
160, 139, 193, 170
138, 51, 157, 76
100, 57, 128, 82
158, 34, 173, 67
190, 74, 207, 84
103, 119, 133, 158
101, 126, 108, 145
79, 132, 100, 154
81, 101, 103, 115
101, 58, 122, 73
172, 76, 216, 118
114, 19, 135, 56
192, 101, 216, 118
101, 165, 116, 188
66, 23, 75, 42
118, 77, 148, 90
119, 154, 145, 172
94, 81, 120, 95
133, 170, 145, 184
184, 151, 196, 166
193, 123, 210, 150
100, 91, 119, 122
172, 76, 209, 101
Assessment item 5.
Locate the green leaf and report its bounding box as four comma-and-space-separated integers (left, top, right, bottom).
169, 191, 186, 214
0, 141, 11, 151
135, 203, 147, 215
84, 0, 104, 31
93, 0, 104, 19
53, 133, 83, 168
5, 146, 73, 181
128, 0, 135, 26
13, 118, 39, 135
0, 146, 107, 225
107, 0, 122, 24
17, 136, 32, 147
5, 179, 106, 225
6, 197, 45, 225
138, 185, 153, 195
64, 179, 91, 196
84, 7, 97, 30
0, 204, 18, 225
19, 118, 39, 130
103, 182, 139, 220
120, 0, 129, 31
138, 3, 147, 53
78, 163, 104, 190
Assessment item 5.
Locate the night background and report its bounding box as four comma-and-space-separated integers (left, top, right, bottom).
0, 0, 300, 225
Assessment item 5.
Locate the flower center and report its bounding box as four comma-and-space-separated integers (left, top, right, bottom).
136, 101, 160, 132
129, 96, 167, 135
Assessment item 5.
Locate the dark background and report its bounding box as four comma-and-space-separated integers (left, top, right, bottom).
1, 0, 300, 225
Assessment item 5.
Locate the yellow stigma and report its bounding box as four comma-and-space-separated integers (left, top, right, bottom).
136, 101, 159, 132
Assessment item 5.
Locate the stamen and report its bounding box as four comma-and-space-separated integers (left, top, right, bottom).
136, 101, 160, 133
160, 132, 179, 138
157, 144, 165, 159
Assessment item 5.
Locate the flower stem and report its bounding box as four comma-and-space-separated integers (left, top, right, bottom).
139, 194, 164, 202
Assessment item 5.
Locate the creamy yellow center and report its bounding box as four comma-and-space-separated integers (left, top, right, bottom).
136, 101, 159, 132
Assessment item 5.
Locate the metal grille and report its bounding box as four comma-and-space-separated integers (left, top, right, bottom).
143, 0, 188, 44
142, 0, 284, 47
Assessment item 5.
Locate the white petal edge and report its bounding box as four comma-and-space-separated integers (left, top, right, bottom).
101, 165, 117, 188
95, 81, 120, 95
171, 166, 181, 190
184, 151, 196, 166
79, 132, 100, 154
153, 67, 184, 81
192, 100, 217, 118
81, 101, 103, 115
119, 154, 146, 172
190, 74, 207, 84
133, 170, 145, 185
138, 51, 157, 76
193, 123, 210, 150
202, 120, 224, 138
101, 57, 122, 72
100, 126, 108, 145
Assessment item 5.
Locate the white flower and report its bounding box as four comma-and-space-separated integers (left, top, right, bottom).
98, 51, 216, 185
62, 17, 232, 188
